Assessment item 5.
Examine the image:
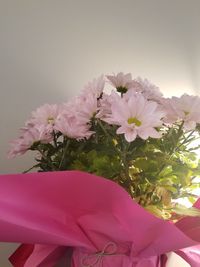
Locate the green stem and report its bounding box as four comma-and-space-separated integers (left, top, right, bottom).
156, 122, 184, 177
53, 130, 58, 148
23, 164, 40, 173
177, 130, 195, 149
59, 138, 70, 169
97, 119, 120, 155
98, 119, 133, 194
120, 137, 133, 196
38, 148, 56, 170
169, 121, 184, 154
97, 119, 110, 136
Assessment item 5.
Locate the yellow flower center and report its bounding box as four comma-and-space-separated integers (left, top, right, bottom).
127, 117, 142, 126
47, 117, 55, 124
184, 111, 190, 116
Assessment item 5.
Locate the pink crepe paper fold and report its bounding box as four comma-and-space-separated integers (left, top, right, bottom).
0, 171, 199, 266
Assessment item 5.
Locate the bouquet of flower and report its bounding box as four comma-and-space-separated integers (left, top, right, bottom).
8, 72, 200, 220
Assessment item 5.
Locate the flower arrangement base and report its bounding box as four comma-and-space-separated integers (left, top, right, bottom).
0, 171, 200, 267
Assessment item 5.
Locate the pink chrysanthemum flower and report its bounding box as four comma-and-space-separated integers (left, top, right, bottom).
8, 126, 53, 158
107, 72, 139, 94
55, 113, 93, 139
77, 94, 99, 122
67, 93, 101, 124
104, 94, 164, 142
81, 75, 105, 99
135, 77, 163, 102
29, 104, 61, 129
163, 94, 200, 130
56, 96, 97, 137
96, 91, 121, 119
63, 75, 110, 124
70, 75, 106, 122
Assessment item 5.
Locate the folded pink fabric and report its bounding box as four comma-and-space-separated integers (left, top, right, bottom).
0, 171, 200, 266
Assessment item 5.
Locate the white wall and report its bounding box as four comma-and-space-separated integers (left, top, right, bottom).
0, 0, 199, 266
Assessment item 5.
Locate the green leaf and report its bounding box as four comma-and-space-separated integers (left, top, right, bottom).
158, 166, 173, 178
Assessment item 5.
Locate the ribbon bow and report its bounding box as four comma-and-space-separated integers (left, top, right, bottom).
81, 242, 119, 267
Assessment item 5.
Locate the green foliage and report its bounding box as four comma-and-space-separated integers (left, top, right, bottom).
25, 120, 200, 220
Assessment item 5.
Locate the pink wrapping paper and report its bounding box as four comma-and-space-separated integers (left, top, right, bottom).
0, 170, 200, 266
